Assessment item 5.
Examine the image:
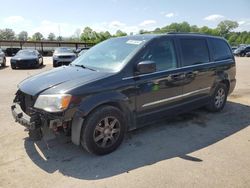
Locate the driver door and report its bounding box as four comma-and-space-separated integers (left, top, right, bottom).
135, 37, 184, 125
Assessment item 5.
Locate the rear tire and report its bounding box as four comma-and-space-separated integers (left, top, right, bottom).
206, 83, 228, 112
81, 106, 126, 155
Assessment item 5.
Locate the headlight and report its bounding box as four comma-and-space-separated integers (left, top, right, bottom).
53, 55, 59, 59
34, 94, 72, 112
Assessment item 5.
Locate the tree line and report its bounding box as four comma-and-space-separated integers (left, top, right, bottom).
0, 20, 249, 46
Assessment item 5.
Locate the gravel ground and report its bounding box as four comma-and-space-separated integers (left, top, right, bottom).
0, 57, 249, 188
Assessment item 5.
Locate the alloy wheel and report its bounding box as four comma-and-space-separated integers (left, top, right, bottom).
93, 116, 121, 148
215, 88, 225, 109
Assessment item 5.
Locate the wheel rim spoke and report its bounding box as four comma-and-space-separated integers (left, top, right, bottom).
95, 126, 104, 132
101, 137, 109, 147
112, 128, 120, 134
104, 117, 109, 127
110, 136, 115, 144
110, 119, 117, 128
94, 134, 104, 142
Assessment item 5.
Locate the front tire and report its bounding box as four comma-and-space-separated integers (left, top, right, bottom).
2, 58, 6, 67
11, 64, 16, 69
206, 83, 228, 112
40, 58, 43, 66
240, 52, 245, 57
81, 106, 126, 155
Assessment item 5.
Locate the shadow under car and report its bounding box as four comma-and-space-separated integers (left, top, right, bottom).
24, 101, 250, 180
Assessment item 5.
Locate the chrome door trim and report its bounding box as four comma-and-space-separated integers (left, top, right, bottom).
142, 87, 211, 108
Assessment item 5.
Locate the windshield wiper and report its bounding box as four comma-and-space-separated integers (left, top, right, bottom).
74, 64, 96, 71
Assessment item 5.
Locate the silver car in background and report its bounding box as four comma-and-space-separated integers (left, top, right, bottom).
53, 47, 76, 67
0, 49, 6, 67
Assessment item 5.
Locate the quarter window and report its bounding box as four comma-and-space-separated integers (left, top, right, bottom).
180, 38, 210, 66
138, 39, 177, 71
210, 38, 232, 61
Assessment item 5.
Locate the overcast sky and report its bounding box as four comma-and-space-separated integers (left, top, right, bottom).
1, 0, 250, 37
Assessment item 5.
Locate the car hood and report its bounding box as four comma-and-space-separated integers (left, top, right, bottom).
12, 55, 37, 60
53, 52, 76, 56
18, 65, 111, 96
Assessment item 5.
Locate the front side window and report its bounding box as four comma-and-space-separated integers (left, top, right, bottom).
210, 38, 232, 61
180, 38, 210, 66
137, 38, 177, 71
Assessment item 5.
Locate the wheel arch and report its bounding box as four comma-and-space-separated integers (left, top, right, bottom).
71, 92, 135, 146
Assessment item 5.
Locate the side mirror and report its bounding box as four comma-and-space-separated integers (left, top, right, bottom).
136, 61, 156, 74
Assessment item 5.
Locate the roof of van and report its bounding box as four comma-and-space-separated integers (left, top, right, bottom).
118, 33, 224, 40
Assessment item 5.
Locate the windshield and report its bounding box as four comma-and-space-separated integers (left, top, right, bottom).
72, 37, 147, 72
17, 50, 36, 56
55, 48, 73, 53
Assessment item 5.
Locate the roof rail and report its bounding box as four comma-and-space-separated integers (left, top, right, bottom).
167, 32, 208, 35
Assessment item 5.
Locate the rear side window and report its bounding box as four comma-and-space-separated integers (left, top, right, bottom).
210, 38, 232, 61
180, 38, 210, 66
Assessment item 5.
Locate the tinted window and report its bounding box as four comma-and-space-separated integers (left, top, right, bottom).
245, 47, 250, 52
210, 38, 232, 61
17, 50, 36, 56
138, 38, 177, 71
180, 38, 209, 66
55, 48, 73, 53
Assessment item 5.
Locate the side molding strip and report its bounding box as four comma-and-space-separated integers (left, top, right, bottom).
142, 87, 211, 107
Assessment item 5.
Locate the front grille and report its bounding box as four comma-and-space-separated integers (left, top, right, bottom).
16, 59, 36, 67
15, 90, 36, 115
59, 55, 74, 59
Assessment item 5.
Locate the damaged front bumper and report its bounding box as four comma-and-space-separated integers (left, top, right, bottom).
11, 102, 41, 130
11, 102, 73, 139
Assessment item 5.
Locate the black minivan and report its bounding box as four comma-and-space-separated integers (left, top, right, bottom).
11, 33, 236, 155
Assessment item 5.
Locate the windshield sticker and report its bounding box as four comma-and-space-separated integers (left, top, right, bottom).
126, 40, 144, 45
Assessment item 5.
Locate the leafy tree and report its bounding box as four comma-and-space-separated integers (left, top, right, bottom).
18, 31, 28, 41
32, 32, 43, 41
57, 36, 63, 41
115, 30, 127, 37
217, 20, 239, 36
0, 28, 15, 40
80, 27, 93, 42
104, 31, 111, 39
48, 33, 56, 41
190, 25, 199, 32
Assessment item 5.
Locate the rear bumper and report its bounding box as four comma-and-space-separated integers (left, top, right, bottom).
229, 79, 236, 94
11, 103, 41, 130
